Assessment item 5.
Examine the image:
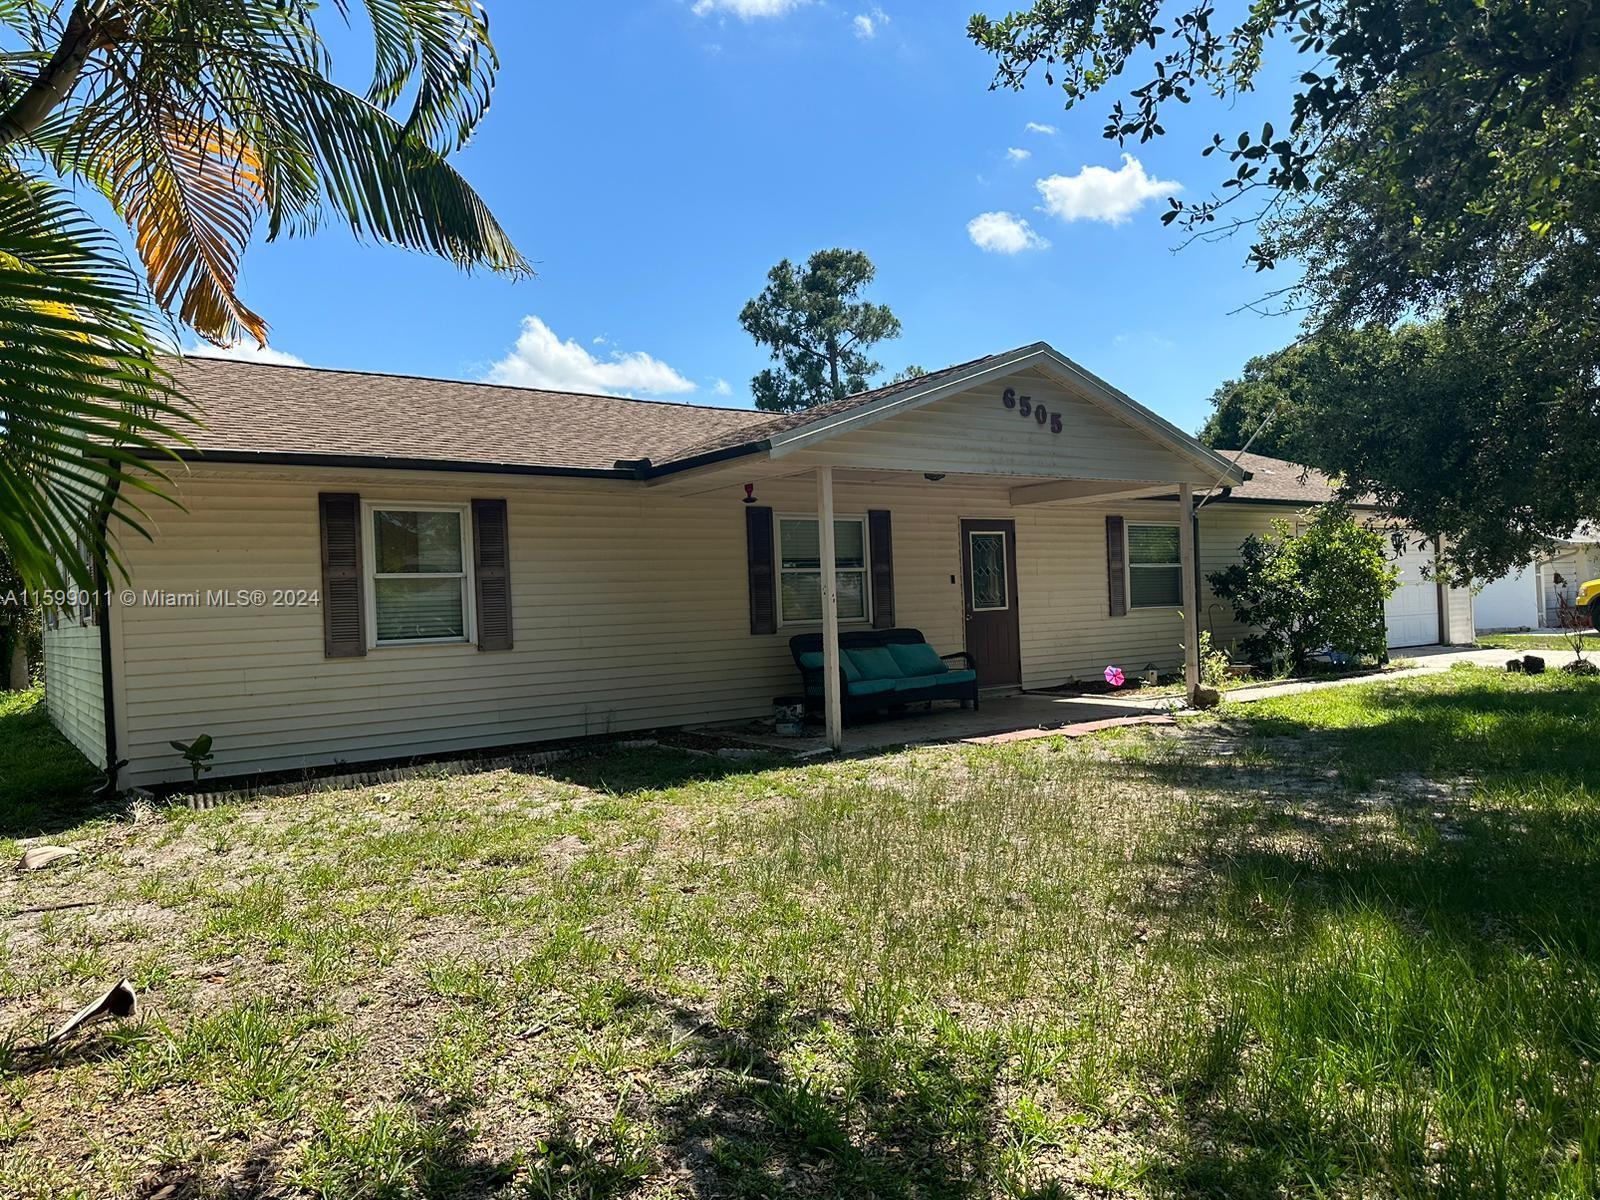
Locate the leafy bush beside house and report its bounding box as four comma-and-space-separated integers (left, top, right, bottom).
1209, 503, 1398, 671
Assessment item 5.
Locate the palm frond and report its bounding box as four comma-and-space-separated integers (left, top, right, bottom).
62, 104, 268, 346
0, 164, 191, 591
344, 0, 497, 153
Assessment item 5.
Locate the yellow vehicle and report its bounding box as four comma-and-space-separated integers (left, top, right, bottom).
1580, 577, 1600, 626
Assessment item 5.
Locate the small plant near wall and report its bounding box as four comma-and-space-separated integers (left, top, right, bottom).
1208, 502, 1399, 674
170, 735, 215, 785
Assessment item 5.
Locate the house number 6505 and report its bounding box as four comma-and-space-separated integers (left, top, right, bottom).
1002, 387, 1063, 434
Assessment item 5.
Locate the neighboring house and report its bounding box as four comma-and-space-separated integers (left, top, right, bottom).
45, 342, 1255, 787
1475, 526, 1600, 632
1195, 452, 1476, 654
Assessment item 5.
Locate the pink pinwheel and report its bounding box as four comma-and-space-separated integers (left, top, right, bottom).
1104, 665, 1125, 688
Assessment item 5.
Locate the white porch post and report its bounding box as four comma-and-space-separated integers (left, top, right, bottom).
817, 465, 843, 751
1179, 482, 1200, 704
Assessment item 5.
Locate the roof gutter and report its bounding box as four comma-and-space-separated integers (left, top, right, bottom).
633, 438, 774, 479
94, 478, 123, 797
139, 447, 637, 480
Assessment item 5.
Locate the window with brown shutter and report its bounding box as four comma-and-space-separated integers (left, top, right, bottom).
746, 506, 776, 635
472, 499, 512, 651
868, 509, 894, 628
319, 492, 366, 657
1106, 515, 1128, 618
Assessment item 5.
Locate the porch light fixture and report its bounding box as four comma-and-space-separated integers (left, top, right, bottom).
923, 473, 945, 482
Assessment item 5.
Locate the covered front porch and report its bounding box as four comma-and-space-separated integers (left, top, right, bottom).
645, 347, 1246, 751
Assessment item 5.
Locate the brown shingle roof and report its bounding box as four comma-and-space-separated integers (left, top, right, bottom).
1210, 451, 1352, 505
160, 356, 774, 474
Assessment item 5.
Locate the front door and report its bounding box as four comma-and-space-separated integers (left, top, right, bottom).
960, 519, 1021, 688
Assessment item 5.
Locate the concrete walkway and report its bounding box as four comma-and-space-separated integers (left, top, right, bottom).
708, 643, 1594, 756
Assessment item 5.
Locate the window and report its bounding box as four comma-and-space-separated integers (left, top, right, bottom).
368, 505, 473, 645
967, 530, 1009, 611
1127, 523, 1182, 608
778, 516, 868, 624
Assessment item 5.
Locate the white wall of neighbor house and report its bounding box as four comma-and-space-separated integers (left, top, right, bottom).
1474, 567, 1540, 632
43, 620, 105, 769
102, 463, 1205, 786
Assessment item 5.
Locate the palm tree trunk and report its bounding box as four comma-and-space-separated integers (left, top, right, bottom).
0, 5, 102, 149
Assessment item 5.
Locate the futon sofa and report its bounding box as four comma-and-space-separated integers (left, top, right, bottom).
789, 628, 980, 721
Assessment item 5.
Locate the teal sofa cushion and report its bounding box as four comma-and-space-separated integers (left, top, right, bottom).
893, 668, 977, 692
799, 650, 862, 682
846, 677, 897, 698
846, 646, 904, 680
887, 642, 949, 677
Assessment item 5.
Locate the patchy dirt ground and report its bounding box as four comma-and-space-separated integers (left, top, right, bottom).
2, 668, 1597, 1199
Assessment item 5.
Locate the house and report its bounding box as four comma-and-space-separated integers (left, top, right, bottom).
1474, 526, 1600, 632
1195, 452, 1476, 654
41, 342, 1244, 786
41, 343, 1464, 790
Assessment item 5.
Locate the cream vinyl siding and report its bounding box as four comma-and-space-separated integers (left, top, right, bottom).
1197, 505, 1276, 655
110, 465, 1201, 785
783, 369, 1215, 485
43, 621, 105, 768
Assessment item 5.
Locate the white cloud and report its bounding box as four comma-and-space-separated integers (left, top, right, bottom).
183, 341, 307, 367
1005, 147, 1031, 163
1035, 154, 1180, 225
1024, 122, 1058, 136
485, 316, 696, 397
853, 7, 887, 38
692, 0, 805, 18
711, 378, 734, 397
967, 211, 1050, 255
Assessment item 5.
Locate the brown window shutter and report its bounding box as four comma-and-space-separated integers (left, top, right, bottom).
868, 509, 895, 628
472, 498, 513, 651
318, 493, 366, 657
746, 506, 776, 635
1106, 515, 1128, 618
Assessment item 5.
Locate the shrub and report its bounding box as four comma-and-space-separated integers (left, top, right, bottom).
1208, 502, 1399, 672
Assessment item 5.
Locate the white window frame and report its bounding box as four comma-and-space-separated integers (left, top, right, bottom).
777, 513, 872, 628
966, 529, 1010, 612
1126, 522, 1183, 610
363, 501, 476, 648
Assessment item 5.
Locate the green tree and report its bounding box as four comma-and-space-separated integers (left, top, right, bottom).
739, 249, 902, 412
1207, 503, 1398, 672
1196, 343, 1317, 461
1198, 323, 1600, 582
969, 1, 1600, 573
0, 2, 527, 590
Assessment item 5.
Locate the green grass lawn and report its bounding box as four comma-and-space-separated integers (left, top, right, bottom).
1477, 631, 1597, 652
3, 667, 1600, 1198
0, 687, 100, 834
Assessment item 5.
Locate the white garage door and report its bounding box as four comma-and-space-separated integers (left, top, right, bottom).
1385, 545, 1440, 649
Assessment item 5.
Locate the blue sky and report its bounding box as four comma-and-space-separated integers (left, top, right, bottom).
195, 0, 1303, 436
